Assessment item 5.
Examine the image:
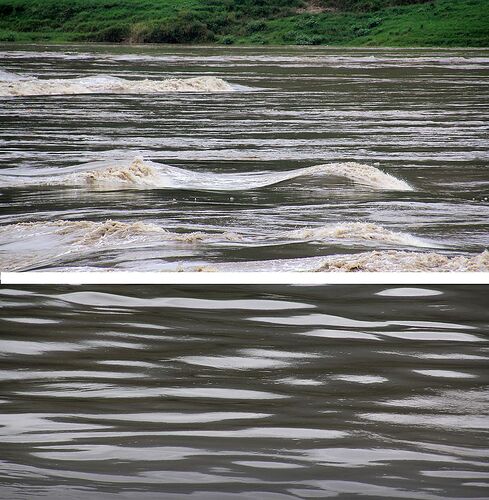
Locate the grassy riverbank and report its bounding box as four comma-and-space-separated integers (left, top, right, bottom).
0, 0, 487, 47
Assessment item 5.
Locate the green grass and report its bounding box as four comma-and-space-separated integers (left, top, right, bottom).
356, 0, 489, 46
246, 0, 489, 46
0, 0, 487, 46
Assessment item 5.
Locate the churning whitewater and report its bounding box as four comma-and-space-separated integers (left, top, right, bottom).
1, 45, 488, 273
287, 222, 438, 248
194, 250, 489, 273
0, 70, 235, 96
0, 220, 242, 272
0, 156, 413, 191
0, 219, 458, 272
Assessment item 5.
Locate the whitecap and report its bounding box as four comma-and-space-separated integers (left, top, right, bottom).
0, 74, 235, 97
0, 219, 241, 271
287, 222, 434, 248
0, 156, 413, 192
313, 249, 489, 272
188, 250, 489, 272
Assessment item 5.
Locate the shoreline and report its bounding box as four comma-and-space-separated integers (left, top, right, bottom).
1, 0, 487, 48
1, 41, 489, 50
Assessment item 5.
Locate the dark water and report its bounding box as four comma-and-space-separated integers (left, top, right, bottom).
1, 285, 488, 499
0, 45, 489, 271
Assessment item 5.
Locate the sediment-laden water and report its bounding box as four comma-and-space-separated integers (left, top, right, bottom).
0, 285, 488, 498
0, 45, 488, 271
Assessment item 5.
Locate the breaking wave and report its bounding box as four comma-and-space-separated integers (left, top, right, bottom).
0, 157, 413, 192
0, 73, 235, 96
0, 219, 242, 246
191, 250, 489, 273
0, 220, 241, 271
287, 222, 436, 248
314, 249, 489, 272
1, 219, 484, 272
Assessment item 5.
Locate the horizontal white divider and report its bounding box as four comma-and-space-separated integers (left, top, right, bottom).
1, 272, 488, 285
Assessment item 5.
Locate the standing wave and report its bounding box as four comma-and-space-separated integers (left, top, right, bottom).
287, 222, 437, 248
0, 220, 242, 245
0, 220, 242, 271
191, 250, 489, 272
0, 157, 413, 192
0, 74, 235, 96
314, 250, 489, 272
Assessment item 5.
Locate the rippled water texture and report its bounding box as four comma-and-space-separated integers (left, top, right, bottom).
1, 45, 488, 271
0, 285, 488, 498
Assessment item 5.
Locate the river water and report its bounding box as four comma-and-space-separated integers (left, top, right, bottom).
0, 285, 488, 498
0, 44, 488, 272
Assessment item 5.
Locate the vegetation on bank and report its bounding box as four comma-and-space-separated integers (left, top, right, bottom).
0, 0, 487, 47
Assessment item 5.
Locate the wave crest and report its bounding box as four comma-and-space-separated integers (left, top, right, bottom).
315, 250, 489, 272
0, 219, 241, 245
308, 162, 412, 191
191, 250, 489, 273
74, 158, 163, 188
0, 220, 242, 271
0, 74, 235, 97
288, 222, 433, 248
0, 157, 413, 192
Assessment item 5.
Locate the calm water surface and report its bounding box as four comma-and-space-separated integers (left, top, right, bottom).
0, 285, 488, 498
0, 45, 488, 271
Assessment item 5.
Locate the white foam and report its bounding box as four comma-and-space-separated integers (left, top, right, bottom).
0, 220, 241, 271
314, 250, 489, 272
307, 162, 412, 191
0, 74, 235, 96
0, 157, 413, 192
288, 222, 435, 248
189, 250, 489, 273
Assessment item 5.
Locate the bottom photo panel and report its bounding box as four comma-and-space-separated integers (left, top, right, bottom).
0, 285, 488, 500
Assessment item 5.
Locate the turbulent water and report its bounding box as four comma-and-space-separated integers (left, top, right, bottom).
0, 285, 488, 499
0, 71, 235, 96
0, 45, 488, 271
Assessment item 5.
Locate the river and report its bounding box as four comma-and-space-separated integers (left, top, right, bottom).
0, 44, 488, 272
0, 285, 488, 498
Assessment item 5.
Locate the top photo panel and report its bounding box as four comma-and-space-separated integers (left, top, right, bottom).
0, 16, 488, 273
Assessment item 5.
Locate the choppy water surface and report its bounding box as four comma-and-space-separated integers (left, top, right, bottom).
0, 44, 488, 271
0, 285, 488, 498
